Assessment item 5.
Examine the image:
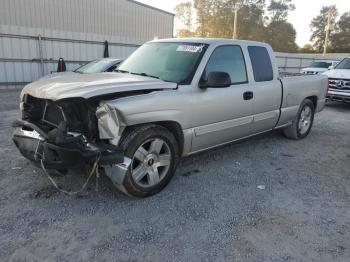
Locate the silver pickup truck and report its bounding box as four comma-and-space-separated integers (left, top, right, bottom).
13, 38, 328, 197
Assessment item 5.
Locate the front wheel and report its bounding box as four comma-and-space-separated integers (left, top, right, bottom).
119, 124, 179, 197
283, 99, 315, 140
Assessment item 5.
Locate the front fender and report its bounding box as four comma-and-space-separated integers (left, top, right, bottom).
102, 91, 191, 128
96, 91, 190, 145
122, 110, 186, 127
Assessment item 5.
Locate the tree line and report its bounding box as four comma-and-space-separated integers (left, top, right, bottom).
308, 6, 350, 53
175, 0, 350, 53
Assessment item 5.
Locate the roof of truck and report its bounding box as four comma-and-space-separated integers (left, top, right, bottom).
151, 37, 270, 47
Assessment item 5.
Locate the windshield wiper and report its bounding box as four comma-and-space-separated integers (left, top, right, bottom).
115, 70, 163, 81
114, 69, 130, 74
130, 72, 160, 79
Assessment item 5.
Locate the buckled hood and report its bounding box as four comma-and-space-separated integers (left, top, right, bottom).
21, 72, 177, 101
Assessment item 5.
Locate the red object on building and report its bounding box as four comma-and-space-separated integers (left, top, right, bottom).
57, 58, 66, 72
104, 41, 109, 58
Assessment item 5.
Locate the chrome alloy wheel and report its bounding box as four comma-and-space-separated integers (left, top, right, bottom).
131, 138, 172, 188
298, 105, 312, 135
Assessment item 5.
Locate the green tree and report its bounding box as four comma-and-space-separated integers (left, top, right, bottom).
266, 21, 298, 52
268, 0, 295, 22
175, 0, 298, 52
175, 1, 196, 37
193, 0, 267, 39
176, 29, 196, 37
332, 12, 350, 53
310, 6, 338, 53
299, 44, 315, 53
236, 2, 267, 41
265, 0, 297, 52
193, 0, 221, 37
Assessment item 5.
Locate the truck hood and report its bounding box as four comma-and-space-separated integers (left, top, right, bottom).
38, 71, 77, 81
21, 73, 177, 101
323, 69, 350, 79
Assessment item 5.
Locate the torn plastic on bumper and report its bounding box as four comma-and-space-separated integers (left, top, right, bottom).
104, 157, 132, 195
12, 120, 132, 188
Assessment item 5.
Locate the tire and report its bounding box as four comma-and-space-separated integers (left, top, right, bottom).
283, 99, 315, 140
118, 124, 179, 197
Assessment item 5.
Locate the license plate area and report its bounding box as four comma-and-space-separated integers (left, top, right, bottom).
13, 127, 45, 161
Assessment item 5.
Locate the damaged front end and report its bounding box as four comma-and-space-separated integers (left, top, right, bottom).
12, 94, 131, 189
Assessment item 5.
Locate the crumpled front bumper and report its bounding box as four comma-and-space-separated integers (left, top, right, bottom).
12, 119, 124, 168
12, 120, 131, 189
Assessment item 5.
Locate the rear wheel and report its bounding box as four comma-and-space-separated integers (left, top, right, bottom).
283, 99, 315, 140
119, 124, 179, 197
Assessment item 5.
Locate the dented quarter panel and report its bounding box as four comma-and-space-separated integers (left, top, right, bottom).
277, 75, 328, 127
280, 75, 328, 109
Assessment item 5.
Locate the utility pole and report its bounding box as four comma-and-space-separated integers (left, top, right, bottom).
232, 3, 240, 39
323, 10, 334, 56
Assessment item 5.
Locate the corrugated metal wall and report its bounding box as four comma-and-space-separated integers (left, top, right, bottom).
0, 0, 174, 89
276, 52, 349, 73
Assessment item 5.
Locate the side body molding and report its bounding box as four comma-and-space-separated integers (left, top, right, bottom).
194, 116, 253, 136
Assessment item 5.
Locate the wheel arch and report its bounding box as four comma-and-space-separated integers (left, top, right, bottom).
305, 95, 317, 110
121, 121, 185, 156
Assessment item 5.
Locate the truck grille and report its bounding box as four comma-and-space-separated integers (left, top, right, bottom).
22, 95, 64, 128
328, 78, 350, 91
22, 94, 98, 140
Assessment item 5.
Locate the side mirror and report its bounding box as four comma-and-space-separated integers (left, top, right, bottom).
328, 66, 334, 70
199, 71, 231, 89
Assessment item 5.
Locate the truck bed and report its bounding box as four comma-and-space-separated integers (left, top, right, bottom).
276, 74, 328, 127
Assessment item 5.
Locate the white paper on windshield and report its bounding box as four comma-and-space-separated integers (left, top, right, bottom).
176, 45, 204, 53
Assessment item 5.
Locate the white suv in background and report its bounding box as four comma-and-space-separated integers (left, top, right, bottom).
323, 56, 350, 102
300, 61, 339, 75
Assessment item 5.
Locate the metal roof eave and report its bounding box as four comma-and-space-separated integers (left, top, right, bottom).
127, 0, 175, 16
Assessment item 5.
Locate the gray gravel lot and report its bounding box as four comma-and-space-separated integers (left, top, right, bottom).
0, 90, 349, 262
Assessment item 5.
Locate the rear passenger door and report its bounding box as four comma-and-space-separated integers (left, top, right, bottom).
247, 46, 282, 133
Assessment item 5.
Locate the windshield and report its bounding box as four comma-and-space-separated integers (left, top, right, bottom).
75, 59, 119, 74
117, 42, 208, 84
335, 58, 350, 70
309, 62, 331, 68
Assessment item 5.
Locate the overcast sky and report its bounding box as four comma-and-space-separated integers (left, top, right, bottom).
138, 0, 350, 47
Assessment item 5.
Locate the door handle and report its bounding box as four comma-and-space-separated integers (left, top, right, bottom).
243, 91, 254, 100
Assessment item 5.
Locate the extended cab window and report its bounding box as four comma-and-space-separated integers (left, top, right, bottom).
203, 45, 247, 84
248, 46, 273, 82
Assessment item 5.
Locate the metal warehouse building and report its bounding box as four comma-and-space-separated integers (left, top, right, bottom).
0, 0, 174, 88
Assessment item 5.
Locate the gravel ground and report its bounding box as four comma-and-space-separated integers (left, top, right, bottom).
0, 90, 349, 262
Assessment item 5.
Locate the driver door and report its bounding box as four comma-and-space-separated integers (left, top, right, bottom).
191, 45, 255, 152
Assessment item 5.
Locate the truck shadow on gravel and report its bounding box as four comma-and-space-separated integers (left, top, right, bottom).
326, 101, 350, 111
29, 129, 284, 200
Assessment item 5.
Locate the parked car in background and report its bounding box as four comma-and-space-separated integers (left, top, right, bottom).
13, 38, 328, 197
323, 56, 350, 102
40, 58, 123, 80
300, 61, 339, 75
